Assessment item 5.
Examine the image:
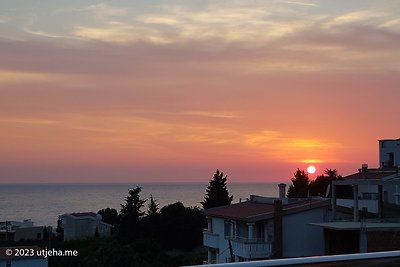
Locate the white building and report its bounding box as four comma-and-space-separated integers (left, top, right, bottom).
0, 246, 48, 267
379, 139, 400, 168
0, 220, 37, 241
203, 192, 330, 264
58, 212, 112, 241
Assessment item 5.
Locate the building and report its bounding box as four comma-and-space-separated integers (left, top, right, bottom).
0, 220, 50, 242
58, 212, 112, 241
379, 139, 400, 168
312, 168, 400, 255
203, 187, 330, 264
0, 246, 48, 267
15, 226, 52, 242
202, 139, 400, 264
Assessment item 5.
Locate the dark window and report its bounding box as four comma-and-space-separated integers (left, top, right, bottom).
387, 152, 394, 167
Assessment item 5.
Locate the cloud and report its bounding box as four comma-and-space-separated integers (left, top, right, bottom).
0, 70, 55, 84
245, 130, 341, 163
0, 15, 11, 23
324, 10, 388, 29
183, 111, 242, 119
24, 28, 83, 40
0, 117, 57, 125
87, 3, 128, 18
279, 1, 317, 7
379, 18, 400, 29
73, 22, 172, 44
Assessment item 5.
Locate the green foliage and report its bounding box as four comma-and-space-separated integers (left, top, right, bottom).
147, 194, 159, 217
201, 169, 233, 209
309, 168, 352, 199
97, 207, 119, 226
156, 202, 206, 250
118, 186, 147, 241
288, 168, 352, 199
309, 169, 341, 197
50, 187, 207, 267
119, 187, 147, 220
287, 169, 310, 198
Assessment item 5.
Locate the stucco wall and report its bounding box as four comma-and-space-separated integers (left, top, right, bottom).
282, 207, 327, 257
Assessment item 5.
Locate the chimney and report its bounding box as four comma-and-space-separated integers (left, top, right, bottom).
360, 164, 368, 173
278, 183, 286, 199
273, 200, 283, 259
359, 164, 368, 179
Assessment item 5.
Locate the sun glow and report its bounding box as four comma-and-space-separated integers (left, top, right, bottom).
307, 165, 316, 174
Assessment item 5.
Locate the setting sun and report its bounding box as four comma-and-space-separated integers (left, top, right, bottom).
307, 165, 316, 174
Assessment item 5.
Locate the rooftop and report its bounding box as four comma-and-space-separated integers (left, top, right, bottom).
344, 168, 399, 180
70, 212, 98, 218
310, 221, 400, 231
203, 198, 330, 222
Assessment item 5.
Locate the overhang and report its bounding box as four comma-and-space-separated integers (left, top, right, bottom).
309, 221, 400, 231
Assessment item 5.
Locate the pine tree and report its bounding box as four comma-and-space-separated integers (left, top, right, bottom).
147, 194, 159, 217
120, 186, 147, 220
118, 186, 147, 240
287, 168, 310, 198
201, 169, 233, 209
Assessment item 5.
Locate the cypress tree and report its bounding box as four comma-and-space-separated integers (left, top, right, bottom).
201, 169, 233, 209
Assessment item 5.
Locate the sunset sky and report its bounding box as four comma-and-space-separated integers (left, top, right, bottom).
1, 1, 400, 183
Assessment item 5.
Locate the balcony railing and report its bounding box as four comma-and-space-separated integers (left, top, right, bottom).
227, 236, 272, 259
203, 229, 219, 248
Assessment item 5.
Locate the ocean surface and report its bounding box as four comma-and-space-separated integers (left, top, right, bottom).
0, 183, 278, 227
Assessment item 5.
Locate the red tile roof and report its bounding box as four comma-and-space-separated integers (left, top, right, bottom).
203, 199, 329, 221
70, 212, 97, 218
204, 202, 275, 220
344, 169, 398, 180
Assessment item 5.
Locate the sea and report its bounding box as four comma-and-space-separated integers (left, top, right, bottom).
0, 183, 278, 227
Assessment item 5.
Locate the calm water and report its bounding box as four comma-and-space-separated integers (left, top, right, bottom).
0, 183, 278, 227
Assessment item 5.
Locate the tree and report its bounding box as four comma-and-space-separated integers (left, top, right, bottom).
287, 169, 310, 198
157, 202, 206, 250
309, 168, 340, 197
98, 208, 119, 226
118, 186, 147, 241
147, 194, 159, 217
201, 169, 233, 209
310, 168, 352, 199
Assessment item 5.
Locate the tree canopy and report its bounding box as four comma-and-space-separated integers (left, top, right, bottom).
309, 168, 341, 197
287, 169, 310, 198
201, 169, 233, 209
118, 186, 147, 240
287, 168, 352, 199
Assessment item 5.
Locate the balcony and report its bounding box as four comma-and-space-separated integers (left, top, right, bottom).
203, 229, 219, 248
228, 236, 272, 259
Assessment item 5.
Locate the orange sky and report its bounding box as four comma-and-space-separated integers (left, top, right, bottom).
1, 1, 400, 183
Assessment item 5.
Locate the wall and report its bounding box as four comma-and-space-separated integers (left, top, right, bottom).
15, 227, 44, 241
379, 140, 400, 167
282, 207, 327, 257
368, 231, 400, 252
209, 217, 231, 264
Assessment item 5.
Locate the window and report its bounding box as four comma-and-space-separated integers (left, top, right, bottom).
224, 220, 236, 238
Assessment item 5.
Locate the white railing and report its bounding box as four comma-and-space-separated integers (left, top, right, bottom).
186, 250, 400, 267
337, 199, 379, 213
203, 229, 219, 248
227, 236, 272, 259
